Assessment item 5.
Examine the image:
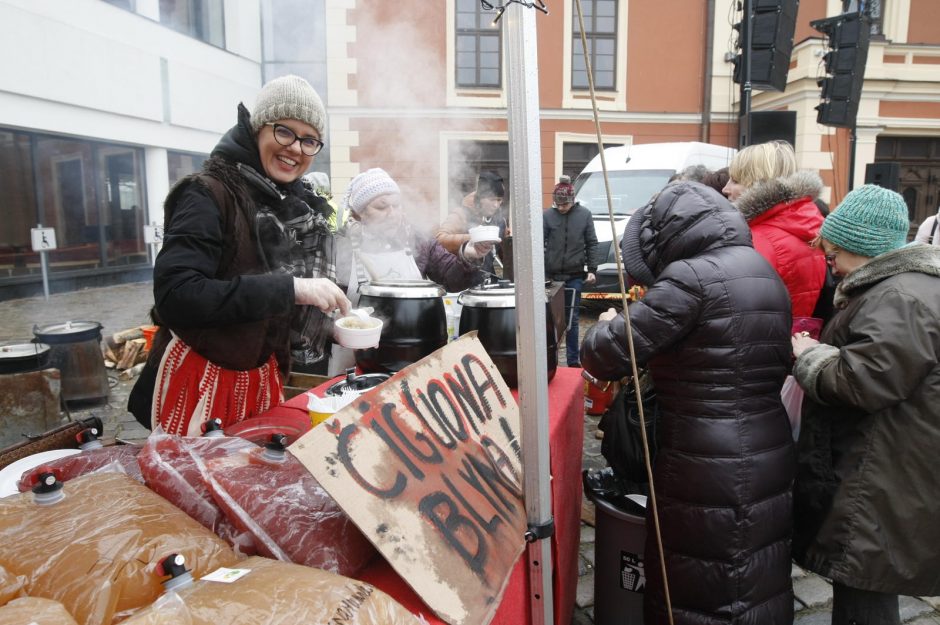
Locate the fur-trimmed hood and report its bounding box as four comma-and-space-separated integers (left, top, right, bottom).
834, 242, 940, 308
735, 170, 824, 222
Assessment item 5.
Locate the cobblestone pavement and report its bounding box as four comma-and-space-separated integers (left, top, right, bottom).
2, 285, 938, 624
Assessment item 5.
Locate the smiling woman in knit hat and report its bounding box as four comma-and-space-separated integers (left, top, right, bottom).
790, 183, 940, 624
128, 74, 350, 437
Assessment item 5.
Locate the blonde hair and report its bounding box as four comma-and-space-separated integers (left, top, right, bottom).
728, 140, 797, 188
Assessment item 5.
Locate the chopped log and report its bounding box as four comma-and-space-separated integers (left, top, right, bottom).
117, 339, 143, 370
118, 362, 146, 381
103, 342, 120, 364
132, 338, 149, 365
112, 327, 144, 345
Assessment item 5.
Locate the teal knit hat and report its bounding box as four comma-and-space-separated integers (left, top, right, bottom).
820, 185, 909, 257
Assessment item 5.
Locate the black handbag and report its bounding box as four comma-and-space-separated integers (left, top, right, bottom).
598, 372, 660, 484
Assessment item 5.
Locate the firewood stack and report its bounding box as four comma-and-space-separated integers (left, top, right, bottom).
102, 326, 153, 379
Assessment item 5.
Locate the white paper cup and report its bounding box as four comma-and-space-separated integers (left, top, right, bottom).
333, 315, 383, 349
468, 225, 500, 244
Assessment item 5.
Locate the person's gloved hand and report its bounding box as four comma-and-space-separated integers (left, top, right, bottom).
585, 272, 597, 285
462, 241, 495, 263
293, 278, 350, 314
598, 307, 618, 322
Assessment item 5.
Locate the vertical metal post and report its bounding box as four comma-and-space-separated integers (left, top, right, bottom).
739, 0, 753, 147
503, 5, 554, 625
37, 222, 50, 300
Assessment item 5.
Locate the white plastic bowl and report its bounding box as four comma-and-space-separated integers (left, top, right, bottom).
333, 315, 383, 349
468, 225, 500, 244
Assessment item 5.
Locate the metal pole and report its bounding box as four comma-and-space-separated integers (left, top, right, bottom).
503, 5, 554, 625
848, 126, 857, 191
739, 0, 753, 147
37, 222, 50, 300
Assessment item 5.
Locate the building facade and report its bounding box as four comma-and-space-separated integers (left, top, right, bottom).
1, 0, 938, 298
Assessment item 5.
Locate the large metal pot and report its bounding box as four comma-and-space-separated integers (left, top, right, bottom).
33, 321, 109, 403
458, 281, 558, 388
0, 340, 50, 375
355, 279, 448, 373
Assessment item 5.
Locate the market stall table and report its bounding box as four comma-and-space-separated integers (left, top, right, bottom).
262, 365, 585, 625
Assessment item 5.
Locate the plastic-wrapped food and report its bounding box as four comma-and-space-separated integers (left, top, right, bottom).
204, 437, 375, 576
121, 556, 422, 625
0, 472, 238, 625
17, 445, 143, 492
137, 430, 257, 554
0, 596, 79, 625
0, 565, 25, 606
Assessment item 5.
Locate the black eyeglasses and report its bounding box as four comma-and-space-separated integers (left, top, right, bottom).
266, 123, 324, 156
824, 249, 839, 266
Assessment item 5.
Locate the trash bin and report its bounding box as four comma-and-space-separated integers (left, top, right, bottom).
585, 470, 647, 625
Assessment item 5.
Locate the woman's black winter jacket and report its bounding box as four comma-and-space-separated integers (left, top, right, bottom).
581, 182, 795, 625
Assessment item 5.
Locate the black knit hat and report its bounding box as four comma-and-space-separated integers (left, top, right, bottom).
476, 171, 505, 199
622, 205, 656, 287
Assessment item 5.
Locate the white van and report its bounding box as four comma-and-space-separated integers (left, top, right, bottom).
573, 141, 736, 305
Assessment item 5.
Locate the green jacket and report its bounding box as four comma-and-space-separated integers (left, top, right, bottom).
793, 243, 940, 595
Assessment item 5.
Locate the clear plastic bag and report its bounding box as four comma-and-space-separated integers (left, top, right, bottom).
0, 472, 238, 625
0, 596, 79, 625
781, 374, 804, 441
121, 556, 422, 625
16, 445, 143, 492
204, 448, 376, 576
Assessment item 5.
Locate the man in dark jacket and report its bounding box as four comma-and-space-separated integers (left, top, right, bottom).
543, 176, 598, 367
581, 182, 795, 625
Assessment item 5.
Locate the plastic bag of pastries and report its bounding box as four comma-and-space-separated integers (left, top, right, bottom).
121, 555, 423, 625
0, 471, 238, 625
0, 596, 79, 625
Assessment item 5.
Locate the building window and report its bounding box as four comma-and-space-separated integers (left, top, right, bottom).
446, 140, 509, 208
563, 142, 619, 182
167, 151, 208, 186
0, 127, 149, 280
455, 0, 501, 88
842, 0, 883, 35
571, 0, 617, 90
159, 0, 225, 47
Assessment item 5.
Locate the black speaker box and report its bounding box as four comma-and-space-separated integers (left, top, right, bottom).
864, 162, 900, 192
748, 110, 797, 147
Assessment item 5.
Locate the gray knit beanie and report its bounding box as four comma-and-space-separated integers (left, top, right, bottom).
820, 184, 909, 257
249, 75, 326, 137
343, 168, 401, 215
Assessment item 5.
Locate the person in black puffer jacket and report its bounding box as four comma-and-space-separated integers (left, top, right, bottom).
128, 75, 350, 436
581, 182, 795, 625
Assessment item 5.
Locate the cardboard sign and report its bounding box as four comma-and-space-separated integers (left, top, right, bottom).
290, 336, 526, 625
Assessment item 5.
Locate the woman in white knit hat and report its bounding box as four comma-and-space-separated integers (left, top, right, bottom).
128, 74, 351, 437
327, 168, 491, 372
791, 184, 940, 625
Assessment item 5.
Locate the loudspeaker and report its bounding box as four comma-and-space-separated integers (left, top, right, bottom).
864, 162, 900, 192
733, 0, 800, 92
812, 11, 871, 128
749, 110, 797, 147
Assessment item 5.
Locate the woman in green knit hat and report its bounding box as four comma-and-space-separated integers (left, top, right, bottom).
791, 184, 940, 625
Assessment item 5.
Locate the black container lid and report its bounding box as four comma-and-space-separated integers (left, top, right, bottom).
33, 321, 102, 344
360, 279, 445, 299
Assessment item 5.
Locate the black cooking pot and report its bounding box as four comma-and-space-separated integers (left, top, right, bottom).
0, 340, 51, 374
355, 279, 448, 373
458, 281, 558, 388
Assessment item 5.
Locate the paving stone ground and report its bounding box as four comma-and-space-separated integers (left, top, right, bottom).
1, 284, 937, 623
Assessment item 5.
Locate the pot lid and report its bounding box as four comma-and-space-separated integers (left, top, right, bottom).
459, 280, 548, 308
0, 341, 50, 360
360, 279, 445, 299
33, 321, 101, 335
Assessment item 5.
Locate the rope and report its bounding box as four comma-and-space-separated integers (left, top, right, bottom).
572, 2, 674, 623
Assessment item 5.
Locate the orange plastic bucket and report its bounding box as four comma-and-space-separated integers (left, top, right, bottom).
583, 372, 615, 416
140, 325, 158, 351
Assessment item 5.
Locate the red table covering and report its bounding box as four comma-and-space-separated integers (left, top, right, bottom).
264, 366, 585, 625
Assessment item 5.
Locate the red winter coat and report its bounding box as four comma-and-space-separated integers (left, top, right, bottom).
736, 171, 827, 318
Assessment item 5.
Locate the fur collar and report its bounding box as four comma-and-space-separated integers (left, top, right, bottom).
735, 170, 823, 222
834, 243, 940, 308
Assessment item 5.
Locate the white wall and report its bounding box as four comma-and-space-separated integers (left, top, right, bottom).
0, 0, 263, 152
